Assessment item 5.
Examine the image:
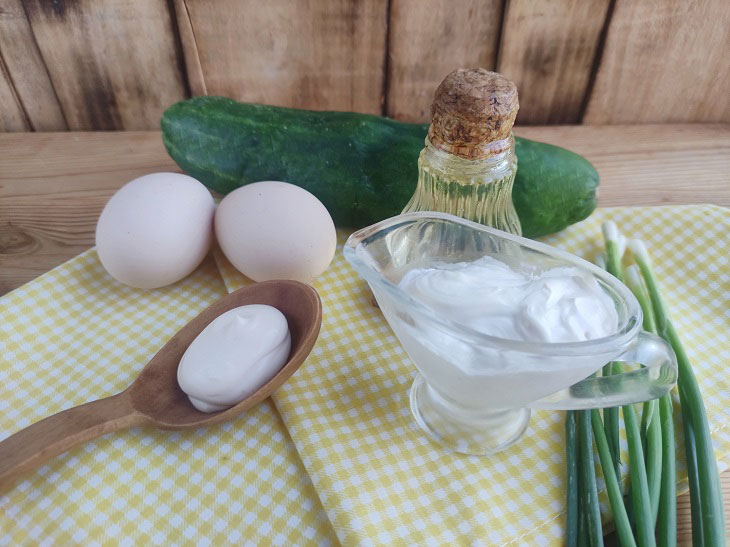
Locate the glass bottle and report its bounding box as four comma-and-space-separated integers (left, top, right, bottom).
402, 68, 522, 236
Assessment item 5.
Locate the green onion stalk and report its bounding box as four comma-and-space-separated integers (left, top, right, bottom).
600, 223, 654, 547
630, 239, 725, 547
625, 265, 664, 532
579, 409, 604, 547
591, 409, 636, 547
657, 393, 677, 546
643, 400, 662, 527
565, 411, 579, 547
600, 222, 624, 484
680, 392, 703, 546
623, 402, 656, 547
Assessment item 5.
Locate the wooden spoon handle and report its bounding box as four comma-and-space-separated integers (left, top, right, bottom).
0, 390, 146, 491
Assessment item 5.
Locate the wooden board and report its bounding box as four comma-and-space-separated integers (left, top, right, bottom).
0, 132, 178, 292
181, 0, 388, 113
385, 0, 503, 122
20, 0, 187, 130
0, 54, 27, 132
0, 0, 66, 131
171, 0, 206, 97
515, 124, 730, 207
584, 0, 730, 124
0, 125, 729, 541
1, 0, 730, 129
496, 0, 611, 125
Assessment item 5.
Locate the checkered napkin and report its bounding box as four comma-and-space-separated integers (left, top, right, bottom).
215, 205, 729, 546
0, 256, 337, 545
1, 205, 728, 545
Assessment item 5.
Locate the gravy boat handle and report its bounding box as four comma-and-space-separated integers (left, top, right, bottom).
529, 331, 678, 410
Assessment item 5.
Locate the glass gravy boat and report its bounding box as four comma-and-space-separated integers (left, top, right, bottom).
344, 212, 678, 455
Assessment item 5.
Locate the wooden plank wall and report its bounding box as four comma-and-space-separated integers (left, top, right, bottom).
0, 0, 728, 132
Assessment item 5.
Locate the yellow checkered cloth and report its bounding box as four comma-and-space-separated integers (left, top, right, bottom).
1, 205, 728, 545
0, 255, 337, 545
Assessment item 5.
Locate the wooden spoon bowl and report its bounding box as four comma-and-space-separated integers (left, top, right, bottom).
0, 280, 322, 490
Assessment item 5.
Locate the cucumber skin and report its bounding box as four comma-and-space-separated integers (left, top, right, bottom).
161, 96, 598, 238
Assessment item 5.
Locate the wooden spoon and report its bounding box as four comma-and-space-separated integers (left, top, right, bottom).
0, 279, 322, 491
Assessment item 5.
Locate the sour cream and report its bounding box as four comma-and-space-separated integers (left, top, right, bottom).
177, 305, 291, 412
399, 256, 618, 343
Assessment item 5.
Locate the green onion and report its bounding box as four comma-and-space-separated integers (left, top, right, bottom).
578, 410, 603, 547
566, 410, 579, 547
623, 402, 656, 547
626, 265, 656, 447
625, 265, 663, 529
630, 239, 725, 546
602, 226, 654, 547
625, 264, 657, 334
578, 475, 588, 547
657, 394, 677, 546
639, 399, 654, 451
567, 225, 718, 545
602, 368, 622, 489
680, 386, 704, 546
591, 409, 636, 547
644, 400, 662, 527
601, 222, 625, 484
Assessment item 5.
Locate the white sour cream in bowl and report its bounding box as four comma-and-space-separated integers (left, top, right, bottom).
398, 256, 619, 344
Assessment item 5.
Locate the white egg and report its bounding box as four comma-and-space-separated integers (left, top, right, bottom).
215, 181, 336, 283
96, 173, 215, 289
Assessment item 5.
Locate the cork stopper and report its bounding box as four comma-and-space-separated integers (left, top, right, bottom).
428, 68, 519, 159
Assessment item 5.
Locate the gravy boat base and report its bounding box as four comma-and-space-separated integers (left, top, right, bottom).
411, 375, 531, 455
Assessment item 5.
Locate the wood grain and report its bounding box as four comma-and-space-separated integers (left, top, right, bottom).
0, 52, 28, 131
584, 0, 730, 124
0, 0, 66, 131
385, 0, 503, 122
171, 0, 206, 97
0, 131, 179, 292
1, 0, 729, 128
20, 0, 188, 130
496, 0, 611, 125
514, 124, 730, 207
182, 0, 388, 113
0, 125, 728, 539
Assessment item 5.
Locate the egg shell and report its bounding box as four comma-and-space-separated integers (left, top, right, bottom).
215, 181, 337, 283
96, 173, 215, 289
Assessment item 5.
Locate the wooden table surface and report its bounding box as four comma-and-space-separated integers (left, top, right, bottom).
1, 124, 728, 542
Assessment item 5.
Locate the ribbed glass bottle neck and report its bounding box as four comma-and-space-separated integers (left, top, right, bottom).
419, 134, 516, 182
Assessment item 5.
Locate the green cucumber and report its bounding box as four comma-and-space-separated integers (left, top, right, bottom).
161, 96, 598, 237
